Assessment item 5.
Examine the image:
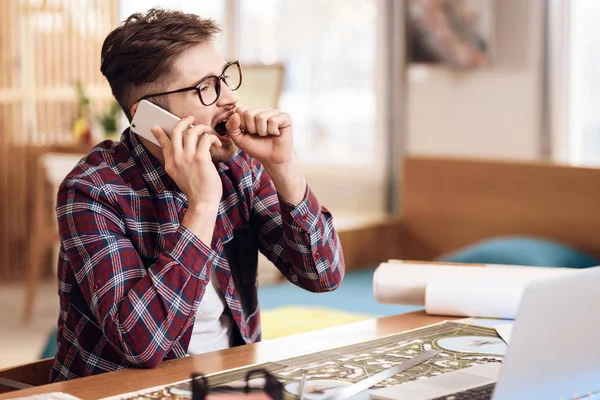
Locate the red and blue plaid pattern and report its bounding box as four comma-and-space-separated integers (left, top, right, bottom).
50, 130, 344, 382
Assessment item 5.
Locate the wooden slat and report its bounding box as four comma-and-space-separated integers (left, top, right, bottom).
10, 144, 31, 277
57, 0, 66, 90
86, 0, 94, 85
75, 3, 83, 84
67, 1, 75, 89
0, 3, 7, 277
7, 103, 18, 279
95, 0, 105, 85
0, 106, 8, 274
1, 0, 17, 279
15, 1, 32, 281
15, 103, 26, 279
0, 1, 10, 276
20, 8, 32, 144
34, 24, 43, 89
0, 0, 8, 89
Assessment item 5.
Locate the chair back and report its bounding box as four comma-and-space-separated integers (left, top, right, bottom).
236, 63, 285, 108
0, 358, 54, 394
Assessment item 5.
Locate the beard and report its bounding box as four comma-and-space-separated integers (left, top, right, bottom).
210, 141, 237, 163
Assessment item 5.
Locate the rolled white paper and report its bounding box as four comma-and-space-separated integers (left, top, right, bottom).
373, 262, 571, 314
425, 277, 527, 319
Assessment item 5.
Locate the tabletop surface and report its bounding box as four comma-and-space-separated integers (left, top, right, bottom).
0, 311, 455, 399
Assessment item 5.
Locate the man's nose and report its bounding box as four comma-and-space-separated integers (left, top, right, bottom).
218, 82, 239, 106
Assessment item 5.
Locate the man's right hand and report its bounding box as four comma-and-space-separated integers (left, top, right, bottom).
152, 116, 222, 245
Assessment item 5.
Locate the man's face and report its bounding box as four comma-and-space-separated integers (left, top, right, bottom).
163, 41, 240, 163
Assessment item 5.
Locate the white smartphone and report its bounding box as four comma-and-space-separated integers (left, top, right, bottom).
130, 99, 184, 146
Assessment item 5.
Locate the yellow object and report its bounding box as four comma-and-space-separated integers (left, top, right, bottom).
73, 117, 91, 145
260, 306, 373, 340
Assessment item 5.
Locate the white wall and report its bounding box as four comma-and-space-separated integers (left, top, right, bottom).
406, 0, 545, 161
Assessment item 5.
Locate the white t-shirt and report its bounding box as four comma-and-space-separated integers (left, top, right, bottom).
187, 270, 232, 355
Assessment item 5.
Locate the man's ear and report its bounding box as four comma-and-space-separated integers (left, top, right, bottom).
130, 102, 139, 118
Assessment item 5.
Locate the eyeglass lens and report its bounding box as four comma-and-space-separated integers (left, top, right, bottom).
198, 63, 242, 105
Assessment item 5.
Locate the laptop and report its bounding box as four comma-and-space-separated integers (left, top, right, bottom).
369, 266, 600, 400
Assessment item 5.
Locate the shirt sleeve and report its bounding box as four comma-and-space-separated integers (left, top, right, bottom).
250, 159, 345, 291
56, 178, 217, 368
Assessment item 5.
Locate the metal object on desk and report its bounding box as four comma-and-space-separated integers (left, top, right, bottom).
298, 372, 307, 400
322, 350, 442, 400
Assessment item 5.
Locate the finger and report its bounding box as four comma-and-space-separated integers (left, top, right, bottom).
170, 115, 195, 156
234, 107, 248, 132
184, 125, 212, 157
267, 118, 280, 136
226, 113, 243, 140
197, 133, 222, 157
255, 110, 279, 137
151, 126, 172, 150
269, 112, 292, 131
184, 124, 212, 158
183, 129, 199, 159
241, 108, 257, 134
240, 107, 271, 134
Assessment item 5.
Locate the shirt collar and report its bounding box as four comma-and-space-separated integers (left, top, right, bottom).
124, 129, 176, 197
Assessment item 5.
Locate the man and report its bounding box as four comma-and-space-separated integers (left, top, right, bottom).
51, 8, 344, 382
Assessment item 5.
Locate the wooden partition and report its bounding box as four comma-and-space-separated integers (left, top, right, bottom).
336, 218, 403, 270
401, 155, 600, 261
0, 0, 116, 280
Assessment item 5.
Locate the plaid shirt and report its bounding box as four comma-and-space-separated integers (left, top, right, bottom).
50, 130, 344, 382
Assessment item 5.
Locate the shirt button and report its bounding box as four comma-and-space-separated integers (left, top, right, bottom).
314, 252, 320, 260
301, 214, 308, 221
91, 283, 98, 291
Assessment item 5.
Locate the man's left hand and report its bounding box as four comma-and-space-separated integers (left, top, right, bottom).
225, 107, 293, 167
226, 106, 306, 205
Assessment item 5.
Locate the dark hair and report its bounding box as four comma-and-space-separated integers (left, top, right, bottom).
100, 8, 221, 120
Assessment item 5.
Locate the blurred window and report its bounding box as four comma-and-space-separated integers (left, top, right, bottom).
237, 0, 385, 168
566, 0, 600, 165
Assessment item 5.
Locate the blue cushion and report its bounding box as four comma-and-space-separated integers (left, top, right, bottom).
258, 268, 421, 317
439, 236, 599, 269
41, 328, 58, 359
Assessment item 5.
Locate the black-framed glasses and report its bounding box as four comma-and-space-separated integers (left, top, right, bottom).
191, 368, 283, 400
138, 60, 242, 106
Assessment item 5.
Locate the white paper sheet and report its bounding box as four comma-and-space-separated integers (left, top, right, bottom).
495, 323, 515, 344
373, 261, 569, 308
455, 317, 507, 328
10, 394, 81, 400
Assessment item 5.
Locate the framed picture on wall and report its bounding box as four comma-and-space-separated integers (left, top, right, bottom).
406, 0, 494, 68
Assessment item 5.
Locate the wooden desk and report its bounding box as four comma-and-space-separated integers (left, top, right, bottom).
0, 311, 455, 399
